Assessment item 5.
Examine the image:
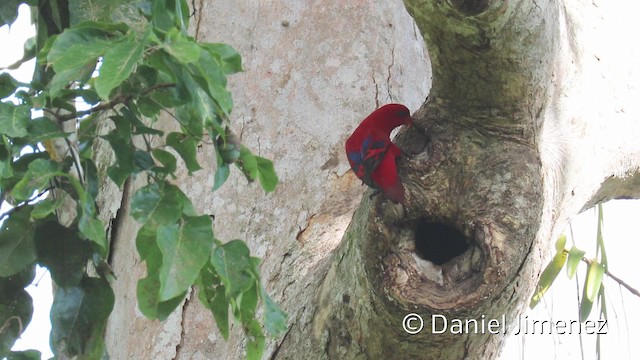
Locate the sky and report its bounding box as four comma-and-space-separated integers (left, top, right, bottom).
1, 4, 639, 360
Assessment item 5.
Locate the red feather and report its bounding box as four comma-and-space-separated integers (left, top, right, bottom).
345, 104, 412, 203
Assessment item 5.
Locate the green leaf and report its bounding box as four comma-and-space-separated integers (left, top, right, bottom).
48, 23, 124, 74
175, 0, 190, 31
73, 179, 107, 255
566, 245, 585, 279
555, 234, 566, 253
135, 96, 162, 118
106, 166, 129, 190
192, 49, 233, 116
211, 240, 255, 298
157, 215, 214, 301
151, 0, 176, 31
135, 223, 158, 262
0, 72, 19, 98
11, 159, 59, 201
596, 203, 608, 267
148, 51, 208, 121
34, 221, 92, 288
134, 149, 155, 172
261, 290, 287, 336
48, 61, 97, 97
0, 141, 12, 179
245, 319, 265, 360
0, 265, 35, 293
175, 86, 216, 135
135, 223, 187, 320
130, 182, 184, 225
26, 117, 68, 142
110, 114, 132, 139
202, 43, 243, 75
6, 349, 42, 360
164, 31, 201, 64
212, 163, 230, 191
77, 113, 98, 154
0, 103, 29, 138
579, 291, 593, 322
196, 264, 229, 340
0, 207, 37, 277
137, 276, 187, 320
102, 130, 134, 186
78, 213, 106, 249
236, 145, 258, 182
166, 132, 202, 174
0, 283, 33, 356
579, 260, 606, 322
69, 88, 101, 106
2, 153, 46, 191
256, 156, 278, 193
0, 0, 22, 28
584, 260, 605, 302
598, 284, 608, 321
31, 195, 66, 220
94, 36, 145, 99
529, 250, 567, 309
48, 29, 104, 73
151, 148, 177, 174
216, 131, 241, 164
149, 0, 190, 32
82, 158, 100, 200
238, 283, 259, 322
119, 106, 164, 136
50, 277, 114, 358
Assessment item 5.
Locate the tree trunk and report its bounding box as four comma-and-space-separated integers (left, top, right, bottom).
103, 0, 640, 359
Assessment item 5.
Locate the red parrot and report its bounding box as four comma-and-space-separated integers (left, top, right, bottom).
345, 103, 412, 203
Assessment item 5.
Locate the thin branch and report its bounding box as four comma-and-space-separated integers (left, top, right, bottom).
64, 136, 84, 184
0, 187, 53, 222
55, 83, 176, 123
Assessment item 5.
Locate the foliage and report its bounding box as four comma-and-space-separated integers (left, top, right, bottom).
0, 0, 285, 359
530, 204, 608, 346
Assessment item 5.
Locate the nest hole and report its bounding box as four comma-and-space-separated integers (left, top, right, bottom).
414, 219, 469, 265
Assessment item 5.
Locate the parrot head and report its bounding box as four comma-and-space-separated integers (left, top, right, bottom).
360, 103, 412, 135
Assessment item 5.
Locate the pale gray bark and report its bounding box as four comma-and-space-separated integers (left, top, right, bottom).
103, 0, 640, 359
104, 0, 429, 359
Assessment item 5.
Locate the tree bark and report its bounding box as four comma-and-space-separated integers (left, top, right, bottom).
103, 0, 640, 359
306, 0, 640, 358
104, 0, 430, 359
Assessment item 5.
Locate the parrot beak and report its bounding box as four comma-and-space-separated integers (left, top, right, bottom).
405, 116, 414, 128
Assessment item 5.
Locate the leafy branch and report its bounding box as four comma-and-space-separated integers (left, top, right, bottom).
0, 1, 286, 359
51, 82, 177, 123
529, 204, 638, 326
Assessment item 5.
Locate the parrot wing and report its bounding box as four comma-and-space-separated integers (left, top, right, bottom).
346, 128, 391, 188
371, 143, 405, 203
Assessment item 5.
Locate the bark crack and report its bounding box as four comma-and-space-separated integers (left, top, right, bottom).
107, 177, 131, 265
193, 0, 204, 40
172, 293, 191, 359
268, 326, 293, 360
386, 45, 396, 101
371, 71, 380, 108
295, 213, 316, 242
